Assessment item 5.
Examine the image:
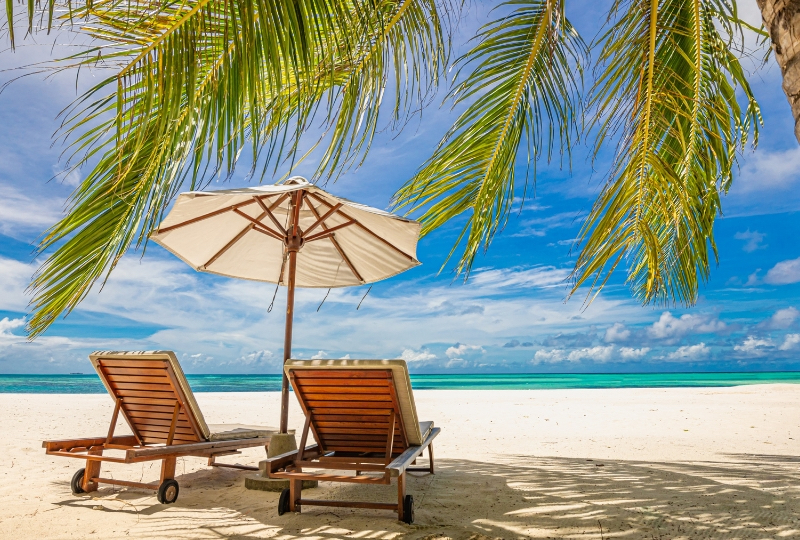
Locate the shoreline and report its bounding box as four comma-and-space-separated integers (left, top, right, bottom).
4, 372, 800, 394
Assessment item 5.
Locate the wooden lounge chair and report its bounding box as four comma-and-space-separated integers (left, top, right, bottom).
266, 359, 440, 523
43, 351, 279, 504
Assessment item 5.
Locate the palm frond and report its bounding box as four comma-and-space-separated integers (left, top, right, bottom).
572, 0, 760, 307
26, 0, 447, 337
313, 0, 447, 180
392, 0, 586, 277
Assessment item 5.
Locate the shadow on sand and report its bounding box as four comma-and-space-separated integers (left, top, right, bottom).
52, 453, 800, 539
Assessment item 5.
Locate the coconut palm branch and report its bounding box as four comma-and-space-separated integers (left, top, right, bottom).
571, 0, 760, 306
25, 0, 446, 337
392, 0, 587, 277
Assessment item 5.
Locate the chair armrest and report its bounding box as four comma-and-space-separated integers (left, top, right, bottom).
387, 427, 440, 477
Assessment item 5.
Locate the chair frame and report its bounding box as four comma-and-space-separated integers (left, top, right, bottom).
266, 368, 440, 522
43, 354, 270, 496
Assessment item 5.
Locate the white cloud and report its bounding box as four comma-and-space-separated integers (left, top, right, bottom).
648, 312, 725, 340
311, 350, 327, 359
667, 343, 710, 360
779, 334, 800, 351
231, 350, 275, 366
445, 343, 484, 360
762, 307, 799, 330
734, 230, 767, 253
533, 346, 614, 363
0, 317, 25, 346
0, 256, 32, 311
736, 147, 800, 194
619, 347, 650, 360
533, 348, 567, 363
764, 257, 800, 285
734, 336, 774, 356
400, 348, 436, 362
469, 266, 569, 289
0, 185, 63, 239
567, 346, 614, 362
745, 270, 761, 287
604, 323, 630, 343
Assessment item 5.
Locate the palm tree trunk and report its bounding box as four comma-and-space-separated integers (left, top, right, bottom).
758, 0, 800, 143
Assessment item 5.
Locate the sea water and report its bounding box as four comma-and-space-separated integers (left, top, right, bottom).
1, 372, 799, 393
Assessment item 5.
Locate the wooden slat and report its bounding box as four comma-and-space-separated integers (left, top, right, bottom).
119, 397, 178, 407
317, 427, 396, 435
138, 430, 197, 442
293, 378, 390, 387
315, 421, 390, 428
292, 370, 390, 379
106, 374, 172, 385
297, 386, 392, 394
302, 394, 392, 402
124, 416, 193, 429
324, 445, 401, 453
321, 433, 403, 441
111, 382, 174, 392
115, 389, 177, 399
308, 406, 393, 414
103, 367, 168, 377
97, 359, 168, 369
133, 423, 196, 435
125, 410, 192, 422
124, 403, 179, 414
314, 415, 393, 423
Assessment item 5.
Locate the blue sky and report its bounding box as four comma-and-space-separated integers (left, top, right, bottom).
0, 1, 799, 374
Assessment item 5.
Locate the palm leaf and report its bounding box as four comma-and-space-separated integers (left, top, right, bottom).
572, 0, 760, 307
25, 0, 447, 337
392, 0, 587, 277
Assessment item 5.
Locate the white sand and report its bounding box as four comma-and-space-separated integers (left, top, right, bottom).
1, 385, 799, 539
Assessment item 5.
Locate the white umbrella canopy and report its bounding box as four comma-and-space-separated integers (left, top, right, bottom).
151, 177, 421, 287
150, 176, 422, 433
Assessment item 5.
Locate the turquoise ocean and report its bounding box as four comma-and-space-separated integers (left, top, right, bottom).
2, 372, 800, 393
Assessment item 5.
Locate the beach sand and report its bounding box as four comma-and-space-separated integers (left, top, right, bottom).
1, 385, 799, 539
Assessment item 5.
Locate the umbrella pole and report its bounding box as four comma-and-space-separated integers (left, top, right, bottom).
279, 248, 297, 434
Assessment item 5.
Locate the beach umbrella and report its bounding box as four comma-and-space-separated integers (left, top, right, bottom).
150, 177, 421, 433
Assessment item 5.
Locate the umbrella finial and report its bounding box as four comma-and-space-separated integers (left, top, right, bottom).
280, 176, 310, 186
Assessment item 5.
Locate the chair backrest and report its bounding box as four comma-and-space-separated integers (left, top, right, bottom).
89, 351, 211, 444
285, 359, 424, 455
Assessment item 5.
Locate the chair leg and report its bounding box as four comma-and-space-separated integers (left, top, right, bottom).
289, 479, 302, 512
428, 442, 435, 474
83, 448, 103, 492
160, 457, 177, 483
397, 472, 406, 522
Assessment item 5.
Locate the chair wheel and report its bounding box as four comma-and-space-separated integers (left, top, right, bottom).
70, 468, 86, 495
278, 488, 291, 515
402, 494, 414, 524
157, 479, 179, 504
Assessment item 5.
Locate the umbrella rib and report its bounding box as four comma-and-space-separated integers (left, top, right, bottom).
201, 224, 255, 270
155, 193, 281, 234
233, 208, 284, 241
304, 220, 356, 242
255, 196, 287, 236
304, 203, 343, 237
307, 201, 364, 283
305, 192, 416, 262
